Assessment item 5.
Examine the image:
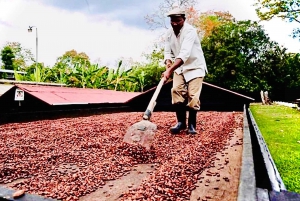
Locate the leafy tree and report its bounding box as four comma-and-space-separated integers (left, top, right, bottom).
201, 20, 287, 97
55, 50, 91, 70
278, 52, 300, 91
196, 11, 235, 38
67, 63, 109, 88
16, 63, 49, 82
86, 65, 109, 89
49, 50, 91, 85
129, 49, 165, 92
104, 60, 134, 91
44, 62, 69, 84
1, 46, 15, 70
143, 47, 164, 63
5, 42, 34, 70
255, 0, 300, 39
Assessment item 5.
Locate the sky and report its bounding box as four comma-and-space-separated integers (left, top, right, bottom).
0, 0, 299, 68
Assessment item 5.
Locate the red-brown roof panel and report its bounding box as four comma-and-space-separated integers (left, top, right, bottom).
15, 84, 141, 105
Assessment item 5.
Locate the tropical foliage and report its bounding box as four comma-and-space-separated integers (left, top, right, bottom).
1, 46, 15, 70
202, 20, 284, 92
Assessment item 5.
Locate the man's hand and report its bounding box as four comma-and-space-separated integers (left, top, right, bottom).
166, 63, 172, 69
165, 59, 172, 69
162, 68, 172, 82
162, 58, 183, 82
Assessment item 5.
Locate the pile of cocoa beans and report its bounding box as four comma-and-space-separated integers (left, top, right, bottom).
0, 111, 241, 201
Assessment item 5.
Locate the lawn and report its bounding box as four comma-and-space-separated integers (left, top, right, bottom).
250, 103, 300, 193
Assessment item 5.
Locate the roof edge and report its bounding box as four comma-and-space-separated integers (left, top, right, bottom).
125, 80, 172, 103
14, 85, 142, 105
203, 82, 255, 101
125, 80, 255, 103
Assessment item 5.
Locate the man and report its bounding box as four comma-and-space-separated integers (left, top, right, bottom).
162, 6, 208, 135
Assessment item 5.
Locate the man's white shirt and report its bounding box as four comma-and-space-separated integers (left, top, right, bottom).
164, 22, 208, 82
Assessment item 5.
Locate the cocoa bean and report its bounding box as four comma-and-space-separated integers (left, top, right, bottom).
12, 189, 25, 198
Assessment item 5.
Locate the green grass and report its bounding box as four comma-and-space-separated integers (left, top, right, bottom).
250, 103, 300, 193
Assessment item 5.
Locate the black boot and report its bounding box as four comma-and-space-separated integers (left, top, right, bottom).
170, 104, 186, 134
188, 110, 197, 134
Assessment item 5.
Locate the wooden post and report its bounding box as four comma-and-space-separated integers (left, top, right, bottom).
264, 91, 271, 105
260, 90, 265, 105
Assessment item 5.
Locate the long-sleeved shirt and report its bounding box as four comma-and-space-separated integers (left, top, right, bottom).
164, 22, 208, 82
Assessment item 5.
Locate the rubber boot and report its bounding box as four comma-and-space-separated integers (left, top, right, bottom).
170, 104, 186, 134
188, 110, 197, 134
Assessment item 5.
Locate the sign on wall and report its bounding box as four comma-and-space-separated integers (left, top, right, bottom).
14, 88, 24, 101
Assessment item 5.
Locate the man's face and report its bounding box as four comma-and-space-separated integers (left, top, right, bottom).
170, 16, 184, 31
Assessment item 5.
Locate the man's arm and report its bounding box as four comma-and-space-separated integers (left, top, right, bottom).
168, 58, 184, 72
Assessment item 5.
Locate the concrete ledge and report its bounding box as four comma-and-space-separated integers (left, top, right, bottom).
269, 190, 300, 201
257, 188, 269, 201
237, 106, 257, 201
247, 108, 286, 192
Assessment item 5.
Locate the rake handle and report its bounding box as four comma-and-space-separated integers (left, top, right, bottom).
143, 78, 165, 120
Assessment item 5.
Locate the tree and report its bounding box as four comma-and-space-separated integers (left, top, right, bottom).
1, 46, 15, 70
66, 63, 109, 88
51, 50, 91, 85
284, 53, 300, 88
5, 42, 34, 70
103, 60, 136, 91
255, 0, 300, 39
128, 49, 165, 92
201, 20, 287, 97
55, 50, 91, 70
196, 11, 235, 38
16, 63, 49, 82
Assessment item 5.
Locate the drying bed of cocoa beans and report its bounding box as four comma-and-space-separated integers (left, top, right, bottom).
0, 111, 242, 201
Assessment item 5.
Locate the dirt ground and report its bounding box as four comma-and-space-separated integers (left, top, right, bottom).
190, 121, 243, 201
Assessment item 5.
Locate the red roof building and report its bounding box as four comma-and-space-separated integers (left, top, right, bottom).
14, 84, 141, 105
0, 81, 255, 124
0, 84, 142, 124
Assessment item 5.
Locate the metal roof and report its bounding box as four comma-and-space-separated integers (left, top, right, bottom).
6, 80, 254, 106
0, 84, 14, 96
15, 84, 141, 105
203, 82, 255, 101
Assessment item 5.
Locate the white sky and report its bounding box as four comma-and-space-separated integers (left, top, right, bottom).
0, 0, 299, 67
